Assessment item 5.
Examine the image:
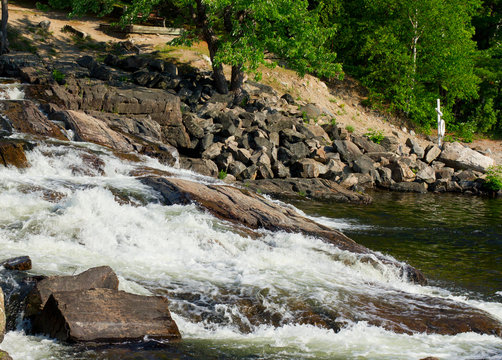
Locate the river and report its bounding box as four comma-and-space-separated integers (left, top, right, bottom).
0, 84, 502, 359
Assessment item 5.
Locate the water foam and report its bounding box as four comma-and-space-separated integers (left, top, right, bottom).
1, 143, 502, 359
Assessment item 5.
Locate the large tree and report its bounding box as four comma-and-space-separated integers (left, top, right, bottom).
320, 0, 481, 130
62, 0, 342, 94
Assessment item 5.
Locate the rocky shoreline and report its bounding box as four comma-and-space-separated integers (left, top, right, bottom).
0, 52, 499, 203
1, 49, 502, 354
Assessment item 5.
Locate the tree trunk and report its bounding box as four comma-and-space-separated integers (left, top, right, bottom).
0, 0, 8, 55
230, 65, 245, 92
195, 0, 228, 94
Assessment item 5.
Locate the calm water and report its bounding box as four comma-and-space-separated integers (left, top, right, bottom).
293, 191, 502, 302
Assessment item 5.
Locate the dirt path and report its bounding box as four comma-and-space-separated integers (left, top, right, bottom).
7, 2, 501, 165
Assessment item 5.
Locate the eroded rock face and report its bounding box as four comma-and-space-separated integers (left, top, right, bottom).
57, 110, 134, 152
140, 176, 424, 284
32, 288, 181, 343
25, 266, 119, 318
0, 139, 30, 168
0, 100, 67, 140
439, 142, 495, 172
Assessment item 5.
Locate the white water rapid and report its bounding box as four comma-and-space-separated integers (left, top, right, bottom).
0, 141, 500, 359
0, 82, 501, 359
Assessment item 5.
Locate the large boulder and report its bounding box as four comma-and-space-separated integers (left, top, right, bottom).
0, 100, 67, 140
56, 110, 134, 152
140, 176, 424, 283
439, 142, 495, 172
332, 140, 363, 162
25, 266, 119, 318
32, 288, 181, 343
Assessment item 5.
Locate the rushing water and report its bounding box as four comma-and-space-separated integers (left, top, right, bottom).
0, 86, 502, 359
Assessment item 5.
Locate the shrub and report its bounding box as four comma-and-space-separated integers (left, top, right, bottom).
345, 125, 355, 133
52, 69, 65, 83
484, 165, 502, 191
364, 128, 385, 144
218, 169, 227, 180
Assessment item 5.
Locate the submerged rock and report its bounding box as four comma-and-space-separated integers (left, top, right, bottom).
32, 288, 181, 343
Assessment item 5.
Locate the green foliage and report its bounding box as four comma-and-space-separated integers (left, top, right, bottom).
364, 128, 385, 144
302, 111, 309, 123
345, 125, 354, 133
484, 166, 502, 191
52, 69, 65, 82
330, 118, 337, 125
218, 169, 227, 180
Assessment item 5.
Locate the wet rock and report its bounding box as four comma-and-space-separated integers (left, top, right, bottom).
390, 182, 428, 193
439, 142, 495, 172
139, 176, 424, 285
25, 266, 119, 318
0, 287, 4, 343
58, 110, 134, 152
2, 256, 32, 271
0, 100, 67, 140
0, 139, 30, 168
245, 178, 371, 204
32, 288, 181, 343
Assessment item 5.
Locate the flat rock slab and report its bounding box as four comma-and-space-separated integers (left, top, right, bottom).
141, 176, 426, 285
244, 178, 372, 204
25, 266, 119, 318
32, 288, 181, 343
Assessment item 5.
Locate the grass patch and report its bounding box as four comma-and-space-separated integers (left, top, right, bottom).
7, 26, 37, 53
345, 125, 355, 133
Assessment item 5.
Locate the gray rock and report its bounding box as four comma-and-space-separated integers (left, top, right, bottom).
273, 162, 290, 178
380, 136, 399, 152
38, 20, 51, 30
436, 167, 455, 180
376, 167, 393, 188
424, 144, 442, 163
76, 55, 97, 70
332, 140, 363, 163
280, 129, 306, 144
291, 159, 326, 178
389, 161, 416, 182
390, 182, 428, 193
202, 142, 223, 160
352, 135, 386, 153
416, 166, 436, 184
228, 161, 247, 177
182, 113, 205, 139
439, 142, 495, 172
284, 142, 310, 161
180, 157, 218, 177
2, 256, 32, 271
405, 137, 425, 158
353, 155, 375, 175
299, 104, 322, 119
238, 164, 258, 180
